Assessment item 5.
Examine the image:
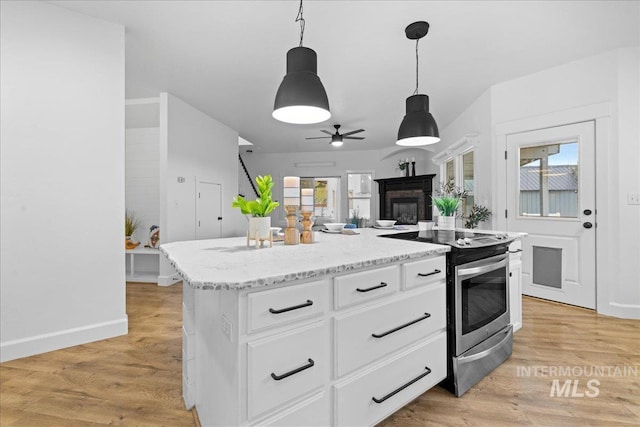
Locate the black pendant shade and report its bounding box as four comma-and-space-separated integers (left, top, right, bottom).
273, 47, 331, 124
396, 21, 440, 146
397, 94, 440, 146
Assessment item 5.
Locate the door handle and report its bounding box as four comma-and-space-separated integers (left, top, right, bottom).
583, 222, 593, 229
217, 216, 223, 220
583, 209, 592, 216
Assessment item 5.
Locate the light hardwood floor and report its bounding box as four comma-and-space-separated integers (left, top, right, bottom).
1, 283, 638, 426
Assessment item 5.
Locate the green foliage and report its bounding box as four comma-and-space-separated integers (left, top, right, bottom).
232, 175, 280, 217
464, 204, 492, 229
432, 180, 467, 217
125, 209, 142, 236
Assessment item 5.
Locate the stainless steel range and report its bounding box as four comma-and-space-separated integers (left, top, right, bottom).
379, 229, 514, 396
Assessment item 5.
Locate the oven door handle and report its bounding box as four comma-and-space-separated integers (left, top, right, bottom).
457, 257, 508, 279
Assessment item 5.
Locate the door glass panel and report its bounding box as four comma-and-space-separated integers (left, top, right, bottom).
347, 173, 372, 221
519, 141, 578, 217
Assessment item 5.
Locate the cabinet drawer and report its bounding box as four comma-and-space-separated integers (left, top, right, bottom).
402, 256, 445, 290
334, 284, 445, 378
254, 392, 330, 427
335, 333, 446, 427
247, 323, 326, 419
247, 280, 327, 333
334, 265, 399, 309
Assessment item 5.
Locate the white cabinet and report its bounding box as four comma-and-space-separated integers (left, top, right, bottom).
188, 254, 447, 427
509, 240, 523, 332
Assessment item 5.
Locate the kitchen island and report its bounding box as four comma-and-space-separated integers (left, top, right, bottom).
161, 228, 450, 426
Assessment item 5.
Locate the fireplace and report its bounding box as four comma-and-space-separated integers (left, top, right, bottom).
391, 197, 419, 224
375, 174, 435, 225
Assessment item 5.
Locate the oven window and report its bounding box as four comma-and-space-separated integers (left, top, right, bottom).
461, 267, 507, 335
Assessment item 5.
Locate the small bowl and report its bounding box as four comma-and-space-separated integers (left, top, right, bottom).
376, 220, 397, 228
324, 222, 346, 232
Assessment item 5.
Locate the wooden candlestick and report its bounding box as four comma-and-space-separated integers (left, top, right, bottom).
284, 205, 300, 245
300, 212, 313, 244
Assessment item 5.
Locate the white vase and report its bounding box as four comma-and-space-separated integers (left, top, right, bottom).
438, 216, 456, 230
249, 216, 271, 240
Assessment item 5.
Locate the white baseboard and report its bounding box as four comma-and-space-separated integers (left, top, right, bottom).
157, 274, 181, 287
0, 316, 128, 363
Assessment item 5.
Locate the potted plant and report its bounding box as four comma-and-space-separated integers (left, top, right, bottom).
397, 159, 407, 177
464, 204, 492, 229
232, 175, 280, 241
125, 209, 142, 249
432, 181, 466, 230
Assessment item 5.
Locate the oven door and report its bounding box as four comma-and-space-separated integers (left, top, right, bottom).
454, 253, 510, 355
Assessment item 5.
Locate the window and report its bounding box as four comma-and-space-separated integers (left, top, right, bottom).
461, 150, 474, 217
301, 177, 341, 220
347, 173, 372, 223
518, 141, 578, 218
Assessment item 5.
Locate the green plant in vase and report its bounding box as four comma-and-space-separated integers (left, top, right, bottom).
432, 180, 467, 230
125, 209, 142, 249
232, 175, 280, 243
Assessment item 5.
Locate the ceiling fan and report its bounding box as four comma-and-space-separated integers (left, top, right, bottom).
305, 124, 365, 147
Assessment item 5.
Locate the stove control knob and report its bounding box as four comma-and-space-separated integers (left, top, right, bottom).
456, 239, 466, 246
464, 238, 472, 244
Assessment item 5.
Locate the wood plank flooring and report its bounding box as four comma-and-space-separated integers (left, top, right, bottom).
1, 283, 638, 426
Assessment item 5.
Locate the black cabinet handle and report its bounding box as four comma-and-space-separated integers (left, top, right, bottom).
417, 269, 441, 277
508, 249, 523, 254
269, 300, 313, 314
372, 313, 431, 338
270, 358, 315, 381
372, 367, 432, 404
356, 282, 388, 293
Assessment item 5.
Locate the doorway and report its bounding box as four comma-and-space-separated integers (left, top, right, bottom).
506, 121, 596, 309
196, 180, 222, 240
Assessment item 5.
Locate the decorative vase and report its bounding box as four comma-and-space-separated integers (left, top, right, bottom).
249, 216, 271, 240
437, 216, 456, 230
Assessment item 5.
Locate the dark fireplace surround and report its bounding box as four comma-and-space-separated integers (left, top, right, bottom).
374, 174, 436, 225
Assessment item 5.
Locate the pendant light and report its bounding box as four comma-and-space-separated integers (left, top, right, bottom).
273, 0, 331, 125
397, 21, 440, 146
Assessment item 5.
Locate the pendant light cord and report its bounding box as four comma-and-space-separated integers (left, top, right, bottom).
414, 39, 420, 95
296, 0, 305, 47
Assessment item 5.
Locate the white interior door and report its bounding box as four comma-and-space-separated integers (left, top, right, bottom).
196, 180, 222, 239
506, 121, 596, 309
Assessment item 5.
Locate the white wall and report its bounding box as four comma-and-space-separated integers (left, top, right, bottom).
439, 47, 640, 319
0, 1, 127, 361
158, 93, 243, 283
241, 147, 437, 227
126, 127, 160, 244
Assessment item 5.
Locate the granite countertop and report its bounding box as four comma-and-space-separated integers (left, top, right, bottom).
160, 227, 450, 290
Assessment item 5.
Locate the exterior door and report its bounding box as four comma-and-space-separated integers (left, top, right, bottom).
506, 121, 596, 309
196, 181, 222, 239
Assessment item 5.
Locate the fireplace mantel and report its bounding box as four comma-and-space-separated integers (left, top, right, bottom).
374, 174, 436, 224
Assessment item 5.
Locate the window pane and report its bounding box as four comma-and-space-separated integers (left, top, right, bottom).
519, 141, 578, 218
347, 173, 372, 221
446, 160, 455, 184
462, 151, 474, 217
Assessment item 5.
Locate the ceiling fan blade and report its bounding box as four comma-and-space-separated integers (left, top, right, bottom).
305, 136, 331, 140
344, 136, 365, 140
320, 130, 333, 135
341, 129, 365, 136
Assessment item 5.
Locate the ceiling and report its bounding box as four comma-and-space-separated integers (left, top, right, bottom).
53, 1, 639, 153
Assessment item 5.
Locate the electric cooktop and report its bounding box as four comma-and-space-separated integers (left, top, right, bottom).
378, 230, 513, 249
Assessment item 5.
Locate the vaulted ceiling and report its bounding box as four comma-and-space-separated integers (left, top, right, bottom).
53, 1, 639, 153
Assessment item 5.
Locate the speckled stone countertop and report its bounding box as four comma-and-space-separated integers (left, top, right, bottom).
160, 227, 450, 290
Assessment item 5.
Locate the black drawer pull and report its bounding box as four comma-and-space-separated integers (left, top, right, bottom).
356, 282, 388, 293
371, 313, 431, 338
270, 358, 315, 381
509, 249, 523, 254
372, 367, 432, 404
417, 269, 441, 277
269, 300, 313, 314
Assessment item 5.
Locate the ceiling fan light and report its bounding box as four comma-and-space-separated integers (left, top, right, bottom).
273, 47, 331, 124
397, 94, 440, 146
331, 138, 343, 147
